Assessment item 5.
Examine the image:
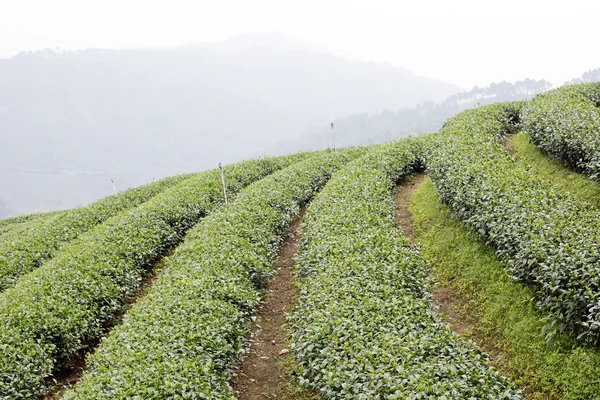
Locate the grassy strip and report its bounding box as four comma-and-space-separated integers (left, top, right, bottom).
289, 138, 520, 399
411, 177, 600, 400
427, 103, 600, 345
510, 131, 600, 208
0, 153, 308, 399
0, 173, 193, 291
61, 148, 361, 399
522, 82, 600, 179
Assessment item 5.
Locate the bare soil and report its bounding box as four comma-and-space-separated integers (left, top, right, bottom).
392, 173, 425, 242
233, 209, 306, 400
505, 137, 516, 155
429, 286, 474, 336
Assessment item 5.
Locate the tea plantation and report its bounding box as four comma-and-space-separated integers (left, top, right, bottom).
1, 82, 600, 399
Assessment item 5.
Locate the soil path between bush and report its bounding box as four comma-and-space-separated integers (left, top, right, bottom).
393, 174, 472, 334
393, 174, 425, 242
42, 249, 175, 399
233, 209, 306, 400
394, 175, 511, 374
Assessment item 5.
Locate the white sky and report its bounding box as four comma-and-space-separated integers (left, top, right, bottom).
1, 0, 599, 88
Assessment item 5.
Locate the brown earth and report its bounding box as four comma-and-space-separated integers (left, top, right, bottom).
392, 173, 425, 242
233, 209, 306, 400
429, 286, 473, 336
505, 137, 516, 155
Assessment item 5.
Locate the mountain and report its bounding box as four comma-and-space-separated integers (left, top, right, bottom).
0, 33, 460, 216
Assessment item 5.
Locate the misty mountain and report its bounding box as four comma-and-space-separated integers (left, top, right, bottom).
276, 79, 553, 152
182, 32, 324, 54
0, 33, 460, 216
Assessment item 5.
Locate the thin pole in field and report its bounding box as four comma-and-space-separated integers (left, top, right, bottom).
330, 122, 336, 150
219, 163, 228, 206
111, 179, 117, 194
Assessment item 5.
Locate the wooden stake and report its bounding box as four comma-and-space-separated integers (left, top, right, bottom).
330, 122, 336, 150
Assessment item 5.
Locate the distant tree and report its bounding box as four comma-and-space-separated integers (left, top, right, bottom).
564, 68, 600, 86
582, 69, 600, 83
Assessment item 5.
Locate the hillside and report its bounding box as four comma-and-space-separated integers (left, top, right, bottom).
0, 32, 460, 217
2, 82, 600, 399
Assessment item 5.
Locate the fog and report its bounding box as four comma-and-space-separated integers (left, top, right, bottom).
3, 0, 600, 87
1, 1, 600, 216
0, 33, 461, 216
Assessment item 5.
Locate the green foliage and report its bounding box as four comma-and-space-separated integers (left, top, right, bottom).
427, 102, 600, 345
522, 82, 600, 179
290, 139, 519, 399
0, 210, 67, 246
61, 148, 361, 399
0, 154, 307, 399
0, 222, 32, 245
411, 177, 600, 400
0, 209, 64, 229
0, 173, 193, 291
510, 131, 600, 208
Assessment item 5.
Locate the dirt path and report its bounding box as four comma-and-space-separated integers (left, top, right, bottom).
504, 136, 517, 155
393, 174, 425, 242
42, 250, 174, 399
393, 174, 480, 337
233, 209, 306, 400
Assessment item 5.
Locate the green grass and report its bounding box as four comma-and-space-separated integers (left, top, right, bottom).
510, 131, 600, 208
410, 177, 600, 400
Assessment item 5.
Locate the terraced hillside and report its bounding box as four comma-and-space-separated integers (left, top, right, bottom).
2, 82, 600, 399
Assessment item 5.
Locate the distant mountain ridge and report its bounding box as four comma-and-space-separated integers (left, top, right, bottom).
276, 78, 554, 153
181, 32, 324, 53
0, 33, 460, 216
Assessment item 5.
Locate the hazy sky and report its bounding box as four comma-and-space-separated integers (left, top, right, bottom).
2, 0, 599, 88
